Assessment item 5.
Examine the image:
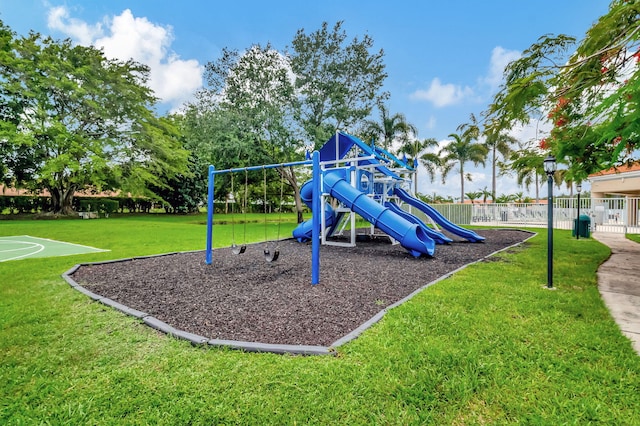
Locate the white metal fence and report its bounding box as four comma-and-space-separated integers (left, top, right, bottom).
406, 198, 640, 234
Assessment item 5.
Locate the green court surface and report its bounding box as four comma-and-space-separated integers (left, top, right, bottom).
0, 235, 108, 262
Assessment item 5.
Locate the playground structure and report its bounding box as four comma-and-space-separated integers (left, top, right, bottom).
292, 132, 484, 255
206, 132, 484, 285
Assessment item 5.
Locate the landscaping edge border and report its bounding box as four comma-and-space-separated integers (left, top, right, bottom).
61, 229, 536, 356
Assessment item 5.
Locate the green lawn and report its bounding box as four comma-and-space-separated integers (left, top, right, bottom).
1, 214, 639, 424
627, 233, 640, 244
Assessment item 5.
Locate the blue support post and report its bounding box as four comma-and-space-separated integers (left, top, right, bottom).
311, 151, 320, 285
206, 165, 215, 265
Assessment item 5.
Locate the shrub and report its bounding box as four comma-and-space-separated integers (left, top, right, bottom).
98, 199, 119, 216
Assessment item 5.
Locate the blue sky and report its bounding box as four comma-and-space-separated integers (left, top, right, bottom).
0, 0, 611, 199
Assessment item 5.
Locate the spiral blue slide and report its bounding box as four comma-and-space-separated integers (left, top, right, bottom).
294, 172, 435, 257
293, 180, 338, 242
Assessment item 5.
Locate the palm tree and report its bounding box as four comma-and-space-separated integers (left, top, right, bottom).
439, 129, 488, 204
514, 191, 525, 203
480, 186, 492, 204
360, 102, 417, 151
483, 123, 518, 202
397, 137, 439, 193
465, 191, 481, 204
504, 144, 544, 202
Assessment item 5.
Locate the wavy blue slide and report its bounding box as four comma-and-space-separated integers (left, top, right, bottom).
322, 172, 434, 257
394, 188, 485, 242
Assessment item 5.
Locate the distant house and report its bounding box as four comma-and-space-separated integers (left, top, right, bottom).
589, 162, 640, 198
589, 162, 640, 228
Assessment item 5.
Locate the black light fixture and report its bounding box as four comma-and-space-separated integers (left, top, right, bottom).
576, 182, 582, 240
544, 155, 557, 289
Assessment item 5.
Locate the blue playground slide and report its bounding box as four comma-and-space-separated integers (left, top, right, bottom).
384, 202, 453, 244
293, 180, 339, 242
322, 172, 435, 257
394, 188, 485, 243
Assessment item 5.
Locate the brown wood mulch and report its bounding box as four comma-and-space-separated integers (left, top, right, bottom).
70, 229, 532, 347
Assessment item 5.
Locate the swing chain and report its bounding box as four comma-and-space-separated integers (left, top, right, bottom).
231, 172, 246, 255
263, 166, 280, 262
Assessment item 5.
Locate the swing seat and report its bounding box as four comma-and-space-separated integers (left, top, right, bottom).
264, 248, 279, 262
231, 243, 246, 255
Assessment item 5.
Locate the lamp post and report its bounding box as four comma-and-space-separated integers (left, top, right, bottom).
543, 155, 557, 289
576, 182, 582, 240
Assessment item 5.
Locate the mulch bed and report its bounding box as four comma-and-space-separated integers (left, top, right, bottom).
70, 229, 531, 347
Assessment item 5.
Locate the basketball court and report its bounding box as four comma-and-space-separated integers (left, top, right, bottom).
0, 235, 108, 262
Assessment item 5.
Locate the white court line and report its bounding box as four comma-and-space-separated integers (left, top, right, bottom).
21, 235, 110, 252
0, 241, 40, 253
0, 240, 45, 262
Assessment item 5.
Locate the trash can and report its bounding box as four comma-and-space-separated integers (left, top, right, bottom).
572, 214, 591, 238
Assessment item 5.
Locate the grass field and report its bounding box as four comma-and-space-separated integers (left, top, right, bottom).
1, 213, 639, 424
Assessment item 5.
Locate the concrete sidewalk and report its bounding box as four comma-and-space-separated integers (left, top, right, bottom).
592, 232, 640, 355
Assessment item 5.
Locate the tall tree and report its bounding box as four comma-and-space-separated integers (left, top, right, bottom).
482, 121, 518, 201
0, 26, 187, 214
196, 23, 388, 222
439, 118, 488, 203
361, 102, 417, 150
289, 21, 388, 148
199, 44, 309, 222
397, 137, 439, 194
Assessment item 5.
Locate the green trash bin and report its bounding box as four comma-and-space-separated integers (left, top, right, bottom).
572, 214, 591, 238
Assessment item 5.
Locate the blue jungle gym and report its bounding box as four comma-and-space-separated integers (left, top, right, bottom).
206, 131, 484, 285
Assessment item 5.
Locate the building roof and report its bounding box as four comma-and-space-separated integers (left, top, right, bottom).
589, 162, 640, 177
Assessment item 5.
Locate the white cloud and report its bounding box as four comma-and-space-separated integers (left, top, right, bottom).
410, 78, 474, 107
47, 7, 203, 111
47, 6, 103, 45
483, 46, 521, 90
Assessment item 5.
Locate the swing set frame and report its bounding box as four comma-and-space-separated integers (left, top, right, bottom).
205, 151, 321, 285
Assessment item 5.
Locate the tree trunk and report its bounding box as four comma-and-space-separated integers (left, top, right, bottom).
280, 166, 304, 224
50, 187, 62, 213
460, 164, 465, 204
492, 147, 497, 202
49, 185, 76, 215
62, 187, 76, 215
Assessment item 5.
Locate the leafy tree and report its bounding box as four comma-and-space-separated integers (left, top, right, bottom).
198, 44, 308, 221
195, 23, 388, 223
360, 102, 416, 150
289, 21, 388, 148
485, 1, 640, 180
0, 25, 187, 214
502, 142, 545, 202
148, 113, 209, 214
439, 117, 488, 203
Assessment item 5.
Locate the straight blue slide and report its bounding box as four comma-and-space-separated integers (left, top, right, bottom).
394, 188, 485, 243
384, 201, 453, 244
323, 172, 434, 257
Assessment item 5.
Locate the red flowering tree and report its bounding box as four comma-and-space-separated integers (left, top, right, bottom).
485, 0, 640, 182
